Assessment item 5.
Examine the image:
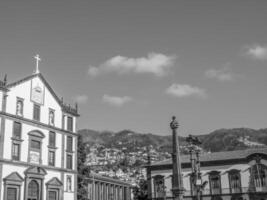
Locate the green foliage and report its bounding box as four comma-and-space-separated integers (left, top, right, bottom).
77, 134, 90, 200
132, 179, 148, 200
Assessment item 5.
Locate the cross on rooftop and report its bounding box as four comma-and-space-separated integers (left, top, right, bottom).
34, 54, 41, 74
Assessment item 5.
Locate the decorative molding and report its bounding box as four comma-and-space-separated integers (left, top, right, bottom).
0, 111, 78, 136
4, 172, 24, 183
0, 158, 77, 174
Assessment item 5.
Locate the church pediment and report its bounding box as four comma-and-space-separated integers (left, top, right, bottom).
25, 166, 47, 176
46, 177, 63, 187
4, 172, 23, 182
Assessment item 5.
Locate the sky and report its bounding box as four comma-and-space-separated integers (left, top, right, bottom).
0, 0, 267, 136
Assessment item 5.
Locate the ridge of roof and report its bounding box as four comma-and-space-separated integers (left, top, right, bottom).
6, 73, 79, 116
150, 147, 267, 166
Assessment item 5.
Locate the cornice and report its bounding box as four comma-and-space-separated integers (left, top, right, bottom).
0, 111, 78, 137
0, 158, 77, 174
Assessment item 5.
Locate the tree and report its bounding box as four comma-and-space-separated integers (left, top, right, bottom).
77, 134, 91, 200
132, 179, 148, 200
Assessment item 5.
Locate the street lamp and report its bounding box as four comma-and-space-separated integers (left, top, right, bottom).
186, 135, 207, 200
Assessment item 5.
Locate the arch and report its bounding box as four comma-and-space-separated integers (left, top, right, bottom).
28, 130, 45, 138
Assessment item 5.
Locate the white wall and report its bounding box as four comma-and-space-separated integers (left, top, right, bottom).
6, 77, 63, 129
150, 163, 257, 197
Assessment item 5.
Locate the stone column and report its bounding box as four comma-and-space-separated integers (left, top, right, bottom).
113, 185, 116, 200
170, 116, 184, 200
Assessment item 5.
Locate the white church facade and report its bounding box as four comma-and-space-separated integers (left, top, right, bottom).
0, 63, 79, 200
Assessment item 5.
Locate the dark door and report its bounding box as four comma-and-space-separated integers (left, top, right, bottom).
7, 188, 17, 200
48, 191, 58, 200
28, 180, 39, 200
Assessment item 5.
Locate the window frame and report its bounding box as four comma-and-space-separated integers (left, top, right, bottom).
3, 172, 23, 200
28, 131, 44, 164
48, 131, 56, 148
66, 136, 73, 152
228, 170, 242, 194
209, 171, 221, 195
67, 116, 73, 132
48, 150, 56, 166
33, 103, 41, 121
12, 121, 22, 139
11, 142, 20, 161
66, 154, 73, 170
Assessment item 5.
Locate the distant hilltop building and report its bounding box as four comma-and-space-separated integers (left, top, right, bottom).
0, 58, 79, 200
145, 148, 267, 200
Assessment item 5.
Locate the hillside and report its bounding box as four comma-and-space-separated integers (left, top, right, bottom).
78, 128, 267, 153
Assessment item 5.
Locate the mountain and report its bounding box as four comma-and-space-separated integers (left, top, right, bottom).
78, 128, 267, 153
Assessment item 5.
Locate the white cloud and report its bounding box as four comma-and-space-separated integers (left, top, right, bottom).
166, 84, 206, 98
88, 66, 99, 77
74, 95, 88, 104
88, 53, 176, 77
102, 94, 132, 107
245, 45, 267, 60
205, 67, 234, 82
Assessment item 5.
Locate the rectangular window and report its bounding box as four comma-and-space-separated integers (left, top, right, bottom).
7, 187, 17, 200
31, 140, 41, 150
49, 132, 56, 147
229, 173, 241, 193
13, 122, 22, 139
33, 104, 41, 121
210, 174, 221, 195
48, 191, 57, 200
67, 136, 73, 152
48, 151, 55, 166
12, 143, 20, 161
66, 154, 73, 169
67, 116, 73, 132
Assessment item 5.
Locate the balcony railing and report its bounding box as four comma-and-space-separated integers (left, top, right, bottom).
152, 186, 267, 199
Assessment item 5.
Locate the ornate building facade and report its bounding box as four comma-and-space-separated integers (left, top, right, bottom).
146, 148, 267, 200
0, 70, 79, 200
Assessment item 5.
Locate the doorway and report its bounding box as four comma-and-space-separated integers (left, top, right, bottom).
27, 180, 39, 200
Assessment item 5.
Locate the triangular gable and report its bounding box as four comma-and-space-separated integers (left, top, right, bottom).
25, 166, 47, 176
7, 73, 62, 105
46, 177, 63, 186
4, 172, 23, 182
7, 73, 79, 116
